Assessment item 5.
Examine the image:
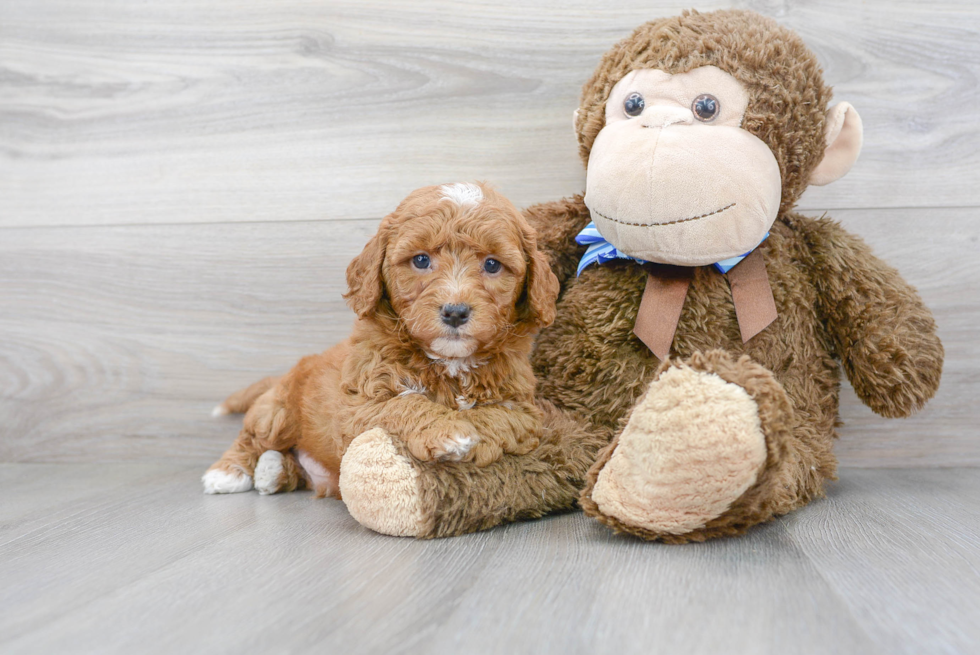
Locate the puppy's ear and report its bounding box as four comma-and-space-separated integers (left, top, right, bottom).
516, 227, 560, 333
344, 224, 389, 318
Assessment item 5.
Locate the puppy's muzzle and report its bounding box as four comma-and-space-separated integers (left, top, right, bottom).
440, 303, 471, 328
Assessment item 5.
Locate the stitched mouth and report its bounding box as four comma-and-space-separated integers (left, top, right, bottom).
592, 202, 736, 227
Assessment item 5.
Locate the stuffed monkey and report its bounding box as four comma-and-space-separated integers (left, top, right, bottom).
338, 9, 944, 542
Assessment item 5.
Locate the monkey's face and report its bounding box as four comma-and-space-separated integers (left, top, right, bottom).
584, 66, 782, 267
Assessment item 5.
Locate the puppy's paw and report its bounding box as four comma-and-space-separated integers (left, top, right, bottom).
202, 467, 254, 494
253, 450, 285, 495
407, 420, 481, 463
432, 433, 479, 462
467, 438, 506, 467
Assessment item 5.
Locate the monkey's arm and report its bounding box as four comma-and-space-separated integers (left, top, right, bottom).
797, 214, 944, 418
523, 195, 592, 287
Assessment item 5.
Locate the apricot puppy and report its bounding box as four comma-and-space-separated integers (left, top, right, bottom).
203, 182, 560, 498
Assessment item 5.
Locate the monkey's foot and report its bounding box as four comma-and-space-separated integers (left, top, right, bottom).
581, 350, 795, 542
339, 428, 430, 537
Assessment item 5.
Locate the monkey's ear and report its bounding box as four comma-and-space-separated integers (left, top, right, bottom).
810, 102, 863, 186
343, 226, 388, 318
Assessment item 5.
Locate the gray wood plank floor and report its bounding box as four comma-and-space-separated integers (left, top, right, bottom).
1, 464, 977, 655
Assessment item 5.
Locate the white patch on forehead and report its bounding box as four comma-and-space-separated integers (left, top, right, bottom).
440, 183, 483, 207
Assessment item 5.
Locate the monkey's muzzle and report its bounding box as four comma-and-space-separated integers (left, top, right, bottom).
584, 120, 781, 267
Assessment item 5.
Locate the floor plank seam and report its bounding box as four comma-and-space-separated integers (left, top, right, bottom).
776, 517, 884, 653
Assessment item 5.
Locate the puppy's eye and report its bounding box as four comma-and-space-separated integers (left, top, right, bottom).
483, 258, 502, 275
692, 94, 719, 122
624, 92, 645, 117
411, 254, 431, 270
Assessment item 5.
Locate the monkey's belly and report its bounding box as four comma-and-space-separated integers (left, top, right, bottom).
532, 264, 662, 428
531, 253, 835, 433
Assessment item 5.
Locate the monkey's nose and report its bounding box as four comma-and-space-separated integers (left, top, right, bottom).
440, 303, 471, 328
640, 105, 694, 129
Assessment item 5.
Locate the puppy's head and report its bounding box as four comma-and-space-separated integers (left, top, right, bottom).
345, 182, 559, 358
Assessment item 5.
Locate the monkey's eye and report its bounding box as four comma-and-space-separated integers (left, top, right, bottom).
411, 254, 431, 270
692, 94, 719, 122
624, 92, 645, 117
483, 258, 502, 275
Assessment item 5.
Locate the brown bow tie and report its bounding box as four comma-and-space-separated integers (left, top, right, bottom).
632, 249, 777, 360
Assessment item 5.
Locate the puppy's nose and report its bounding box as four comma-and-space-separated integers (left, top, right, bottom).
440, 303, 471, 328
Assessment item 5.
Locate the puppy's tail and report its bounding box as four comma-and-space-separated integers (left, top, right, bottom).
211, 376, 281, 417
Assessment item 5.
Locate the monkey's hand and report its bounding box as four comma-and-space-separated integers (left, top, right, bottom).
801, 215, 944, 418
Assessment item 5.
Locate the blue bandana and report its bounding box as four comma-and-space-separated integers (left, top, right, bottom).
575, 222, 769, 276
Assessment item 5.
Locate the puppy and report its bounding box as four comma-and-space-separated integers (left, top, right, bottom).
203, 182, 560, 498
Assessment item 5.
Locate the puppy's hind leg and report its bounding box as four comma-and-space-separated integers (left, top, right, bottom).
203, 427, 261, 494
203, 386, 296, 494
212, 376, 282, 417
254, 449, 306, 495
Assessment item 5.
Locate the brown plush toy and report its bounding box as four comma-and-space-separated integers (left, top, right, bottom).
337, 9, 944, 542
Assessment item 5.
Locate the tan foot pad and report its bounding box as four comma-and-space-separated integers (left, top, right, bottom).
591, 366, 767, 535
339, 428, 427, 537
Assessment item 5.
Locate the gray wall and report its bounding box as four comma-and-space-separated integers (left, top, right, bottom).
1, 0, 977, 465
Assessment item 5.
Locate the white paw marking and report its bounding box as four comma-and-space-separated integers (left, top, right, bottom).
211, 404, 229, 417
440, 182, 483, 207
253, 450, 284, 495
439, 433, 479, 461
202, 468, 253, 494
456, 395, 476, 411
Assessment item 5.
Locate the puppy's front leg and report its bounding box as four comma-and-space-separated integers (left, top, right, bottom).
457, 402, 542, 466
413, 415, 482, 463
347, 394, 479, 463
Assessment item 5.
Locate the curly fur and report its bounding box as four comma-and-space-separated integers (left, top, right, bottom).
374, 9, 943, 542
205, 183, 560, 496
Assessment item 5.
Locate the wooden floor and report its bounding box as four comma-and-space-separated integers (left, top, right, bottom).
1, 464, 978, 655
